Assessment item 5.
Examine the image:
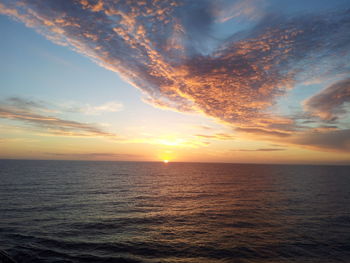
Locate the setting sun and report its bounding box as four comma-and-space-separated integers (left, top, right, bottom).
163, 160, 169, 163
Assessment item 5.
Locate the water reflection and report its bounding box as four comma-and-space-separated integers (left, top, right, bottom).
0, 160, 349, 262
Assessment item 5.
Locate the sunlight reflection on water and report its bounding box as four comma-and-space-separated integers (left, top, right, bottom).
0, 160, 349, 262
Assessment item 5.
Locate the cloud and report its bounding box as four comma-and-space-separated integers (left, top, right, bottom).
304, 78, 350, 121
0, 97, 118, 138
1, 1, 350, 151
45, 152, 142, 159
290, 129, 350, 152
235, 127, 291, 138
196, 125, 215, 131
195, 133, 235, 140
235, 148, 286, 152
234, 126, 350, 152
0, 137, 38, 143
85, 101, 123, 114
5, 97, 45, 110
213, 0, 265, 23
68, 101, 123, 115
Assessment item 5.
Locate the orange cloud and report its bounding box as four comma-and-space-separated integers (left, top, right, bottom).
195, 133, 235, 140
0, 98, 118, 138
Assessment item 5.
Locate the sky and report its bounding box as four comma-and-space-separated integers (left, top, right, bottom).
0, 0, 350, 164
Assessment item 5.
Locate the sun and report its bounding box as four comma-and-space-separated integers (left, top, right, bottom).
163, 160, 169, 163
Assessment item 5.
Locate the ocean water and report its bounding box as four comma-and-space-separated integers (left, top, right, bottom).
0, 160, 349, 263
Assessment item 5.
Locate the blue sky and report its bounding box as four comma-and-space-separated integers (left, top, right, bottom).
0, 14, 215, 135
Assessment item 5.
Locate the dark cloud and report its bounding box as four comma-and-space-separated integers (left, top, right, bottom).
6, 97, 46, 110
305, 78, 350, 121
290, 129, 350, 152
0, 97, 117, 138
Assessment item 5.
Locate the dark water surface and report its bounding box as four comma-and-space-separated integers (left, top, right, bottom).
0, 160, 349, 262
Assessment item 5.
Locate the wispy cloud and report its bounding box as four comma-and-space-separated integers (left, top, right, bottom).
66, 101, 123, 115
195, 125, 215, 131
45, 152, 142, 159
0, 98, 210, 147
0, 97, 118, 138
0, 137, 38, 143
4, 97, 56, 113
235, 148, 286, 152
304, 78, 350, 121
213, 0, 265, 23
195, 133, 235, 140
289, 129, 350, 152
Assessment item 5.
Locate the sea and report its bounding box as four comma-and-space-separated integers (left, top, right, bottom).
0, 159, 349, 263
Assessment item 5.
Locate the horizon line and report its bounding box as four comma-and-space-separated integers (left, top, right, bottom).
1, 158, 349, 167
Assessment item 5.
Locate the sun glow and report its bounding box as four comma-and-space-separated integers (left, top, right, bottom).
157, 138, 184, 147
163, 160, 169, 163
